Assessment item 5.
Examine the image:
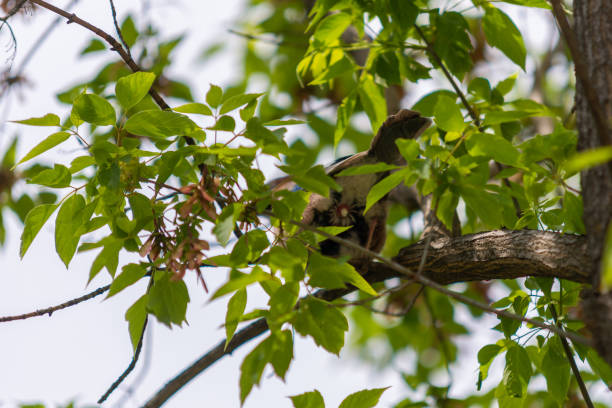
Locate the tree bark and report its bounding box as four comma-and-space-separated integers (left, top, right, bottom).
573, 0, 612, 368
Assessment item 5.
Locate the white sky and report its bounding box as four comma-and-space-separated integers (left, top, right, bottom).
1, 1, 611, 408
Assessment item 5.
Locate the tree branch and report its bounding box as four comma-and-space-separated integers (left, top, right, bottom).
108, 0, 131, 58
413, 24, 481, 128
0, 0, 28, 20
550, 305, 594, 408
0, 284, 110, 322
142, 228, 590, 408
98, 273, 155, 403
26, 0, 197, 146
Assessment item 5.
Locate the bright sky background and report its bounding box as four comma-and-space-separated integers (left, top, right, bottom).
1, 1, 611, 408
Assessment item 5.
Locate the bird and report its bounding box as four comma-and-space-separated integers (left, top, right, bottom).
270, 109, 432, 263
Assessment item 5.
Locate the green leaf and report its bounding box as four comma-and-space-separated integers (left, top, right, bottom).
310, 55, 354, 85
459, 185, 503, 228
72, 94, 116, 126
173, 102, 213, 115
434, 95, 465, 132
207, 115, 236, 132
499, 0, 551, 10
468, 77, 492, 101
20, 204, 58, 257
313, 12, 352, 46
120, 15, 138, 46
334, 93, 357, 148
263, 119, 306, 126
268, 240, 308, 282
563, 146, 612, 175
483, 110, 531, 125
225, 288, 247, 349
466, 132, 520, 166
338, 387, 388, 408
477, 343, 502, 387
147, 271, 189, 327
506, 343, 532, 384
115, 71, 156, 110
124, 110, 199, 138
335, 163, 398, 177
269, 329, 293, 379
88, 237, 123, 281
28, 164, 72, 188
268, 282, 299, 323
107, 263, 147, 298
55, 194, 86, 267
290, 390, 325, 408
308, 253, 378, 296
364, 169, 409, 214
293, 297, 348, 355
212, 267, 273, 299
125, 294, 148, 352
358, 75, 387, 132
12, 113, 60, 126
80, 38, 106, 55
541, 336, 571, 406
412, 90, 456, 117
220, 93, 262, 114
586, 348, 612, 387
16, 132, 71, 166
478, 344, 502, 365
292, 165, 341, 196
494, 73, 518, 96
206, 84, 223, 108
239, 336, 272, 404
213, 203, 241, 246
482, 6, 526, 69
432, 12, 473, 78
69, 156, 96, 173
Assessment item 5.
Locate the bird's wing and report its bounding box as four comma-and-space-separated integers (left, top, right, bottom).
326, 151, 370, 177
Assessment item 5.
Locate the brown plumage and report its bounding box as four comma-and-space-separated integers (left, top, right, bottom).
272, 109, 432, 262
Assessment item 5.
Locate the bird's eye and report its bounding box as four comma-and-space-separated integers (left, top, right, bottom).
336, 204, 350, 217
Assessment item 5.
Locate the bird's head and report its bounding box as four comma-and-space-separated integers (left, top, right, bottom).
368, 109, 432, 164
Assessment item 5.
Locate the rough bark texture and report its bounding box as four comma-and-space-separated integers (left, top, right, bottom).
391, 230, 589, 284
574, 0, 612, 288
574, 0, 612, 368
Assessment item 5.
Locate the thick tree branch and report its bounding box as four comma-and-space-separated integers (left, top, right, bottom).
391, 229, 589, 284
572, 0, 612, 370
142, 229, 590, 408
0, 284, 110, 322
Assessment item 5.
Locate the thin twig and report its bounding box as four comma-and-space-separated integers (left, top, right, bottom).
98, 273, 155, 403
423, 289, 453, 397
0, 284, 110, 322
413, 24, 481, 128
549, 0, 611, 150
0, 0, 28, 20
111, 324, 154, 408
26, 0, 197, 146
550, 304, 594, 408
108, 0, 131, 58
